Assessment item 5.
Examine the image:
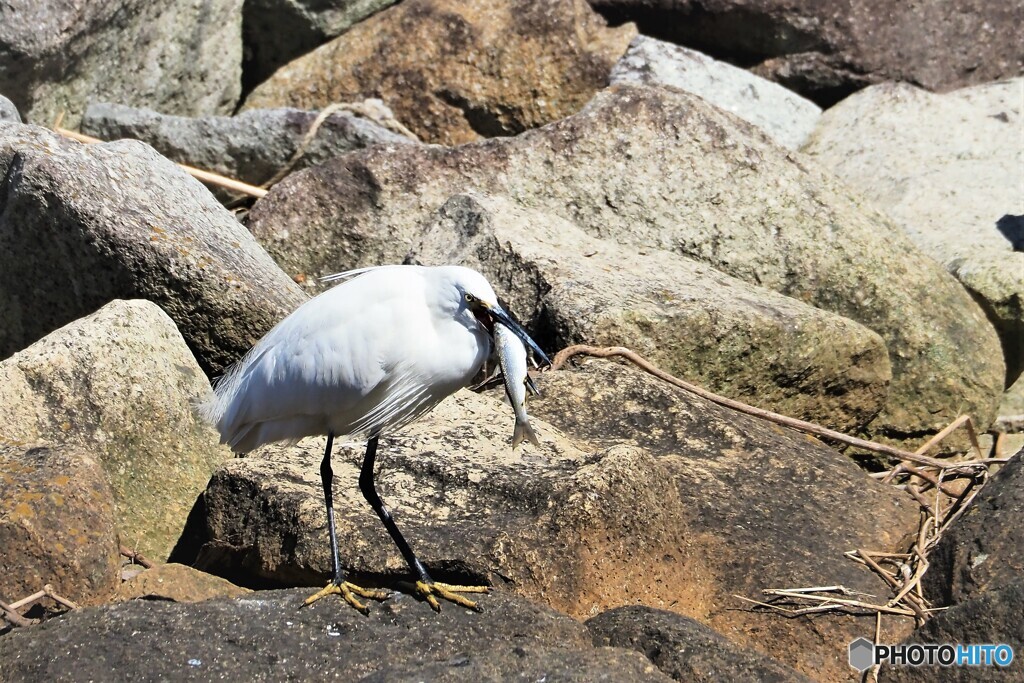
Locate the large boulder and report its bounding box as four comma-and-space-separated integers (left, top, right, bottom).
0, 444, 120, 607
0, 589, 671, 681
0, 122, 307, 375
243, 0, 636, 145
80, 103, 415, 198
0, 299, 230, 561
587, 0, 1024, 106
242, 0, 400, 91
923, 448, 1024, 607
803, 79, 1024, 386
0, 0, 242, 127
246, 84, 1004, 443
530, 360, 918, 680
611, 36, 821, 150
181, 362, 917, 681
409, 192, 890, 432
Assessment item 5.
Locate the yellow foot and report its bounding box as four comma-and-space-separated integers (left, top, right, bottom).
415, 580, 491, 612
303, 581, 391, 614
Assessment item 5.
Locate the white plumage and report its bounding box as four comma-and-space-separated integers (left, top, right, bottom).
202, 265, 495, 453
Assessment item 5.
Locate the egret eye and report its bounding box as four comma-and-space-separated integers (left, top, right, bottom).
464, 292, 475, 303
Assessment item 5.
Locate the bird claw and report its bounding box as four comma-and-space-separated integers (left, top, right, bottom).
414, 580, 490, 612
303, 580, 391, 614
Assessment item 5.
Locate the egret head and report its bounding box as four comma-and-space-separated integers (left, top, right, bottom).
442, 266, 551, 366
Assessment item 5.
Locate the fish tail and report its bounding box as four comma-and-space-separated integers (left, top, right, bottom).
512, 418, 541, 449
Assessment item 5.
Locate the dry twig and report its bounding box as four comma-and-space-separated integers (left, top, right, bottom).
51, 124, 268, 199
120, 544, 156, 569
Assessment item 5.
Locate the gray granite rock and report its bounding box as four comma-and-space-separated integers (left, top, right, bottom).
0, 122, 307, 376
611, 36, 821, 149
409, 192, 890, 433
0, 0, 242, 126
81, 103, 414, 196
804, 78, 1024, 386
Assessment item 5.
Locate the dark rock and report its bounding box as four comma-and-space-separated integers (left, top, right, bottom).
243, 0, 636, 145
587, 0, 1024, 107
879, 580, 1024, 683
246, 83, 1004, 444
0, 443, 120, 607
587, 605, 812, 682
923, 448, 1024, 607
0, 122, 307, 375
0, 0, 242, 126
0, 588, 670, 681
81, 103, 415, 200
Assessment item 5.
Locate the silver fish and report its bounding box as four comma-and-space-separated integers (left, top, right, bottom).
494, 322, 540, 449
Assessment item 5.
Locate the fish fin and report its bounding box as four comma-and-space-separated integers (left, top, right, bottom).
513, 418, 540, 449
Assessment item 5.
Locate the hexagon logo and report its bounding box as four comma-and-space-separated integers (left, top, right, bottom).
849, 637, 875, 672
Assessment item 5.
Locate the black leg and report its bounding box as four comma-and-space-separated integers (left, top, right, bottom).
320, 431, 344, 585
359, 434, 432, 584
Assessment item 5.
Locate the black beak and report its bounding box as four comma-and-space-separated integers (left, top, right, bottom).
488, 305, 551, 367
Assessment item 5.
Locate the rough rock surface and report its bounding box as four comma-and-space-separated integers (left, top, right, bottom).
0, 0, 242, 127
81, 103, 415, 196
923, 448, 1024, 607
0, 589, 670, 681
243, 0, 636, 145
589, 0, 1024, 106
0, 300, 230, 561
246, 84, 1004, 443
410, 192, 890, 432
0, 444, 120, 607
243, 0, 400, 91
115, 564, 250, 603
182, 362, 917, 681
803, 79, 1024, 386
0, 122, 307, 375
0, 94, 19, 122
611, 36, 820, 149
530, 360, 917, 680
588, 605, 813, 682
880, 580, 1024, 683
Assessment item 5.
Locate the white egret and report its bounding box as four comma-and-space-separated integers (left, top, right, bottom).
201, 264, 549, 613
